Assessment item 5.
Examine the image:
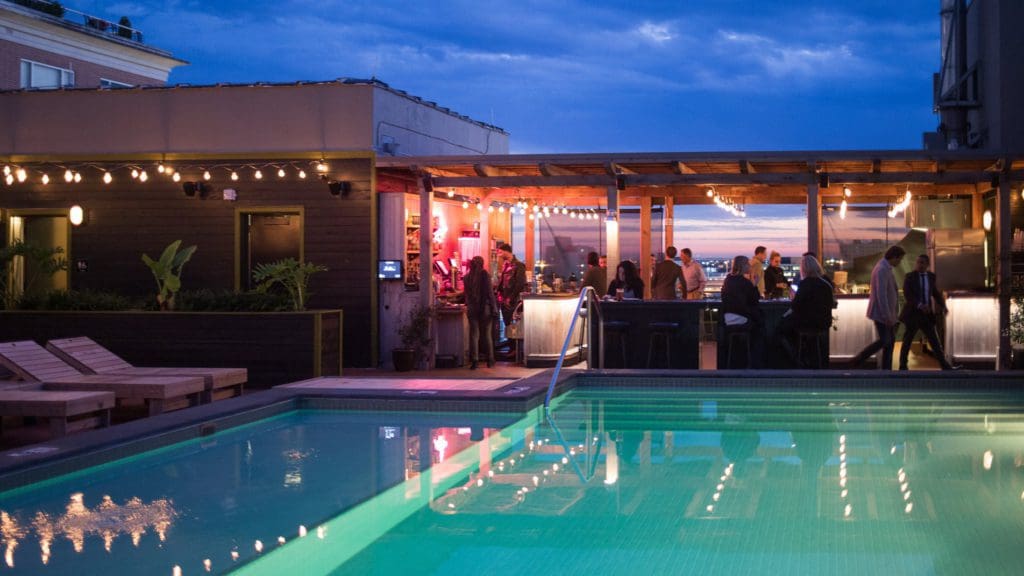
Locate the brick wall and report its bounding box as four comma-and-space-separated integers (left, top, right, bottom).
0, 39, 163, 90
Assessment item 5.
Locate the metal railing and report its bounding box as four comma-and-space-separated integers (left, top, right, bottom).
11, 0, 145, 43
543, 286, 603, 408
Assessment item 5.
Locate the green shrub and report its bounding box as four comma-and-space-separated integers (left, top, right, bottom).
174, 289, 292, 312
16, 290, 139, 311
12, 0, 65, 17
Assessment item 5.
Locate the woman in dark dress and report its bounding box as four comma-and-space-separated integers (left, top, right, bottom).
464, 256, 498, 369
778, 255, 835, 367
720, 255, 764, 367
763, 251, 788, 299
606, 260, 645, 300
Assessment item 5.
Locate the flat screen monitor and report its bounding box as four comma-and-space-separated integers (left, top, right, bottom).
449, 257, 459, 269
434, 259, 450, 277
378, 259, 403, 280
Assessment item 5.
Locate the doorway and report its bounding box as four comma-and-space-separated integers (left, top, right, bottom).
4, 211, 70, 305
237, 209, 303, 290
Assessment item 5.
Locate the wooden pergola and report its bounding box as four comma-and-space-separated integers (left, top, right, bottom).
378, 150, 1024, 369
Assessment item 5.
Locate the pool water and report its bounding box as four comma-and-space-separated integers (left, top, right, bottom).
3, 388, 1024, 575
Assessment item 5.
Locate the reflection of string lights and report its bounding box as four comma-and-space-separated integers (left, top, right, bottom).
0, 494, 176, 568
704, 462, 736, 514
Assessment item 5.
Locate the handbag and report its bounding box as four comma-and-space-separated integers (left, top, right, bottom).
505, 302, 524, 339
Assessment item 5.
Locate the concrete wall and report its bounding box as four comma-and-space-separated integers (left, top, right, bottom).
373, 88, 508, 157
964, 0, 1024, 152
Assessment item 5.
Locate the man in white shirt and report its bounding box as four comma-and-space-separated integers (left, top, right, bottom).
850, 245, 905, 369
680, 248, 707, 300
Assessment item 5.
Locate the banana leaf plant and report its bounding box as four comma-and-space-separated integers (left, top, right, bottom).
141, 240, 196, 310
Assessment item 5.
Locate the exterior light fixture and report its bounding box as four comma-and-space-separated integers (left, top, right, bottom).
157, 163, 166, 174
316, 160, 328, 173
203, 170, 212, 181
73, 172, 82, 183
298, 170, 307, 179
41, 173, 50, 185
131, 168, 139, 179
498, 205, 505, 213
254, 169, 263, 180
103, 172, 113, 184
277, 168, 286, 178
488, 204, 495, 213
171, 171, 181, 183
448, 188, 455, 198
231, 171, 239, 181
706, 188, 714, 198
69, 205, 85, 226
4, 174, 12, 186
843, 186, 852, 197
139, 170, 149, 182
65, 169, 74, 183
982, 209, 992, 231
15, 167, 27, 182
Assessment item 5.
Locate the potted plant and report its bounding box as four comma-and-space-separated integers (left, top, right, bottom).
0, 241, 68, 309
252, 258, 327, 311
394, 305, 433, 371
1010, 295, 1024, 369
141, 240, 196, 310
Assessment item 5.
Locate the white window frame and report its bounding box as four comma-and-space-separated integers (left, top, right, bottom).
99, 78, 133, 88
20, 59, 75, 90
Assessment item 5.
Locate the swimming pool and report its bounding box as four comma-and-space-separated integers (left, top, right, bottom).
2, 384, 1023, 575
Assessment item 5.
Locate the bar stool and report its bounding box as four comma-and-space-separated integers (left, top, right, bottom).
797, 329, 828, 369
647, 321, 679, 368
602, 321, 630, 368
724, 325, 752, 369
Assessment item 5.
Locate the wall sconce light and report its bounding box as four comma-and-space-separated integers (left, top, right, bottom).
982, 209, 992, 231
69, 205, 85, 226
327, 180, 351, 197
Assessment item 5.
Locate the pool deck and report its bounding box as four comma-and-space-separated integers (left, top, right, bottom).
2, 365, 1022, 490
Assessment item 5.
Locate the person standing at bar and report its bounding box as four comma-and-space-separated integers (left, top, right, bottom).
607, 260, 645, 300
750, 246, 767, 297
495, 242, 526, 338
764, 251, 788, 299
898, 254, 959, 370
680, 248, 707, 300
651, 246, 687, 300
721, 255, 764, 368
581, 251, 607, 298
850, 245, 905, 370
464, 256, 498, 369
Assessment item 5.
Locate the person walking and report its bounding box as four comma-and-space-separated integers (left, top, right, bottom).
898, 254, 959, 370
464, 256, 498, 369
651, 246, 686, 300
680, 248, 707, 300
850, 245, 905, 369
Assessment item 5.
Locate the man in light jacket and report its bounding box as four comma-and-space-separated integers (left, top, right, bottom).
850, 245, 905, 369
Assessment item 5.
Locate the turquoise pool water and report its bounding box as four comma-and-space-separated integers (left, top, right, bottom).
2, 388, 1024, 575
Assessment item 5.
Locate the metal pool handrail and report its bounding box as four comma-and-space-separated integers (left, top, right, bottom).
543, 286, 602, 408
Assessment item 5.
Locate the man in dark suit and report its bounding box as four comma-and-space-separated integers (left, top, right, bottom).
898, 254, 958, 370
495, 243, 527, 356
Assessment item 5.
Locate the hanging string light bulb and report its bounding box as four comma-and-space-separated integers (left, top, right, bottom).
839, 199, 848, 220
2, 165, 9, 176
73, 172, 82, 183
15, 167, 27, 182
4, 173, 13, 186
131, 168, 139, 179
298, 169, 307, 179
231, 171, 239, 181
41, 173, 50, 185
203, 170, 212, 181
277, 168, 286, 178
103, 171, 113, 184
461, 201, 469, 209
139, 170, 149, 182
64, 169, 75, 183
171, 171, 181, 183
157, 163, 166, 174
447, 188, 455, 198
254, 169, 263, 180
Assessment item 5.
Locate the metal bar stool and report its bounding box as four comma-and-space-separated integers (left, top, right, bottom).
797, 329, 828, 369
647, 321, 679, 368
724, 325, 752, 369
602, 321, 630, 368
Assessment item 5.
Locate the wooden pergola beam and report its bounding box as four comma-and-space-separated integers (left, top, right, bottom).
740, 160, 756, 174
672, 161, 697, 174
605, 162, 636, 176
473, 163, 519, 177
538, 162, 579, 176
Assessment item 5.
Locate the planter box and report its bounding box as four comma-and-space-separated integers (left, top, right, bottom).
0, 310, 342, 389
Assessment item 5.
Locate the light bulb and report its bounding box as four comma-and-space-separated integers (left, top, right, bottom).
706, 188, 714, 197
476, 203, 483, 211
131, 168, 139, 179
488, 205, 495, 213
73, 172, 82, 183
41, 173, 50, 185
448, 188, 455, 198
839, 199, 848, 220
203, 170, 211, 180
16, 168, 27, 182
316, 161, 328, 173
2, 165, 9, 176
277, 168, 286, 178
843, 186, 852, 197
103, 172, 112, 184
157, 163, 165, 174
64, 169, 75, 182
298, 170, 307, 179
4, 174, 12, 186
462, 201, 469, 209
69, 205, 84, 226
139, 170, 149, 182
254, 169, 263, 180
172, 171, 181, 182
498, 205, 505, 213
231, 171, 239, 181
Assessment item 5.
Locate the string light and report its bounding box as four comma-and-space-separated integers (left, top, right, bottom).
298, 170, 307, 179
277, 168, 286, 178
157, 163, 166, 174
203, 170, 212, 181
706, 188, 715, 198
843, 186, 852, 197
316, 160, 328, 173
15, 167, 27, 182
461, 201, 469, 209
131, 168, 139, 179
447, 188, 455, 198
103, 172, 113, 184
230, 171, 239, 181
4, 174, 12, 186
171, 171, 181, 183
2, 165, 9, 176
139, 170, 149, 182
254, 169, 263, 180
65, 169, 74, 182
73, 172, 82, 183
839, 199, 848, 220
888, 189, 912, 218
41, 173, 50, 185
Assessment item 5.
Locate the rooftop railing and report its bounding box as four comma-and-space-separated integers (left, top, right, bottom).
9, 0, 144, 43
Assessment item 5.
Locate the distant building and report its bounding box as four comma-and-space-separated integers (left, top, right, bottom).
0, 0, 185, 90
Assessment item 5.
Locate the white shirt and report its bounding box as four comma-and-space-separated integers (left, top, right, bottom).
682, 260, 707, 293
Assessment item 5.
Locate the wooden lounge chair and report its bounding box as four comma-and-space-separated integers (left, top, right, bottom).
0, 341, 204, 416
0, 385, 115, 437
46, 336, 246, 403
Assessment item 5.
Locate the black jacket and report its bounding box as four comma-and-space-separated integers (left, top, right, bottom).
790, 276, 834, 331
899, 270, 945, 322
721, 274, 762, 323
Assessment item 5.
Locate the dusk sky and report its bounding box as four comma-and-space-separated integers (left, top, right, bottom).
76, 0, 937, 257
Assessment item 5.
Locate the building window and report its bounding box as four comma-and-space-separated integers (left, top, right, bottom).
20, 60, 75, 89
100, 78, 133, 89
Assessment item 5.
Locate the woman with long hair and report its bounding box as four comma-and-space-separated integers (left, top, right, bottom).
607, 260, 645, 300
464, 256, 498, 369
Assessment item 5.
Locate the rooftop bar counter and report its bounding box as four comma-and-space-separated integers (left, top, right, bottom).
521, 294, 585, 368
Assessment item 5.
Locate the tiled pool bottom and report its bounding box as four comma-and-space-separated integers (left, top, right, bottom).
2, 378, 1023, 575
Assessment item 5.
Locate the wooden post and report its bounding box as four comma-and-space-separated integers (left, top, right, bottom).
479, 193, 491, 272
640, 196, 652, 299
524, 205, 535, 274
996, 174, 1012, 370
664, 196, 674, 248
807, 180, 821, 256
606, 185, 620, 274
